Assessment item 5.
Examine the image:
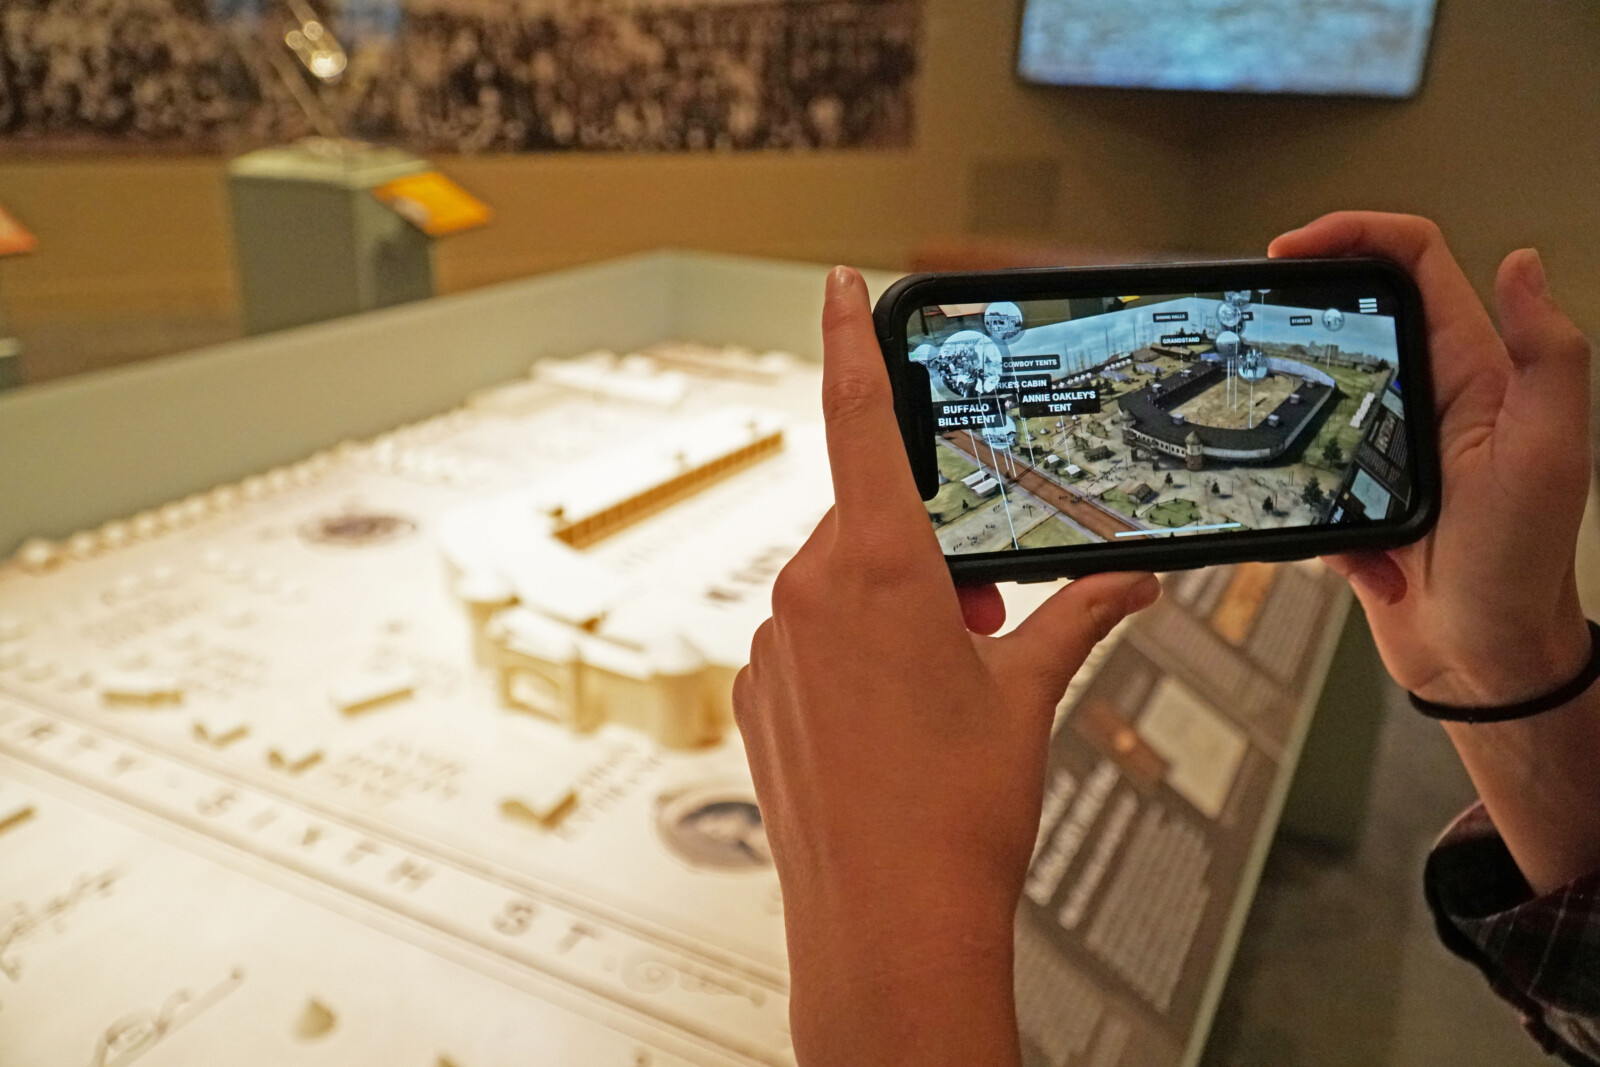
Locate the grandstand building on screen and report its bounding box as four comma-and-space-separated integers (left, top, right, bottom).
1115, 356, 1341, 472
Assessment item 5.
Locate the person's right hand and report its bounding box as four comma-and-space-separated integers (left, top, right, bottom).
1270, 212, 1593, 706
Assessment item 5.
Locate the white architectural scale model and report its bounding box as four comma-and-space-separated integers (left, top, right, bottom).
0, 344, 1102, 1066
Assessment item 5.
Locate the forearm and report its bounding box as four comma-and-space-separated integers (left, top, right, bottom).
1443, 681, 1600, 895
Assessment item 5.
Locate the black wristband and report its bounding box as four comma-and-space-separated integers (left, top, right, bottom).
1409, 620, 1600, 724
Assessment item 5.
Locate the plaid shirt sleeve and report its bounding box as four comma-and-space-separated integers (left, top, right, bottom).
1426, 803, 1600, 1066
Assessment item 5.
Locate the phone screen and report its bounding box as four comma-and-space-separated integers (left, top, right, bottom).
907, 285, 1416, 556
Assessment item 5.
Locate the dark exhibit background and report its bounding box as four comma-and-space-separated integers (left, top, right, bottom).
0, 0, 920, 153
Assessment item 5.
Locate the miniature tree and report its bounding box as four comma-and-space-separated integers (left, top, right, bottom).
1321, 439, 1344, 466
1164, 472, 1174, 486
1302, 477, 1325, 508
1211, 480, 1221, 495
1263, 495, 1275, 514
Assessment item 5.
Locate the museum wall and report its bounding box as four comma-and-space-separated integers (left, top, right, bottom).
0, 0, 1190, 332
1183, 0, 1600, 334
0, 0, 1594, 343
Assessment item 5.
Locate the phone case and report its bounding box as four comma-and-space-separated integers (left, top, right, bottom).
872, 258, 1439, 582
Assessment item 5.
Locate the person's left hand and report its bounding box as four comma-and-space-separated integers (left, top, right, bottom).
733, 266, 1159, 1067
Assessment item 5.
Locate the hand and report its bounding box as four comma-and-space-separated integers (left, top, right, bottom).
1271, 212, 1593, 706
733, 267, 1159, 1067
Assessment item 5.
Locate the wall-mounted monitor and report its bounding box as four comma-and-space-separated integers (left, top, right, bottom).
1018, 0, 1438, 99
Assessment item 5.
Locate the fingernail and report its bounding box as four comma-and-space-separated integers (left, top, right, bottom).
827, 265, 854, 297
1522, 249, 1548, 296
1266, 226, 1306, 258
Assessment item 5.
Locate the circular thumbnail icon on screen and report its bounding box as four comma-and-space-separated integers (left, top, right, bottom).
983, 301, 1025, 342
1216, 301, 1243, 329
656, 783, 771, 870
1238, 349, 1269, 382
935, 330, 1004, 397
1215, 330, 1241, 361
1323, 307, 1346, 332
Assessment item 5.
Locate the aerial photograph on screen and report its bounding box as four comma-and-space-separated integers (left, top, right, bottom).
909, 289, 1414, 554
1018, 0, 1437, 97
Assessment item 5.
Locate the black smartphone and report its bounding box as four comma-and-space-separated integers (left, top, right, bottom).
872, 258, 1439, 582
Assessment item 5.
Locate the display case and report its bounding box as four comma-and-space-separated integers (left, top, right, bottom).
0, 252, 1374, 1067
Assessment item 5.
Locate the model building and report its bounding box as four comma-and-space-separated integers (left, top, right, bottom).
437, 402, 787, 749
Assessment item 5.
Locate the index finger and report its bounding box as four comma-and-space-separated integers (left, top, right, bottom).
819, 266, 932, 530
1268, 212, 1510, 413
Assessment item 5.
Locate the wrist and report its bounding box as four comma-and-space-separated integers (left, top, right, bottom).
786, 884, 1018, 989
787, 912, 1019, 1067
1407, 602, 1592, 708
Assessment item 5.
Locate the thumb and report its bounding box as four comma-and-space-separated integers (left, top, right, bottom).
1496, 249, 1592, 437
992, 572, 1161, 702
